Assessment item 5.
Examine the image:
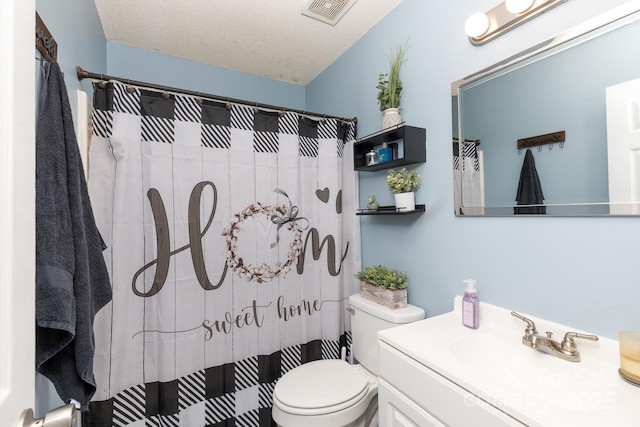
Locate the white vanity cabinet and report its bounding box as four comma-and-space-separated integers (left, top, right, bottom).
378, 341, 525, 427
377, 297, 640, 427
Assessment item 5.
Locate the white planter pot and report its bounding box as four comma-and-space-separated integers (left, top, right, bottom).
394, 191, 415, 212
381, 108, 402, 130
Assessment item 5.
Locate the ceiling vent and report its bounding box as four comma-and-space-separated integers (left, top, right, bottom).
302, 0, 357, 26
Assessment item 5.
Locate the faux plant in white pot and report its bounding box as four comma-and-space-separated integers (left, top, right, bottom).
377, 41, 408, 130
386, 167, 420, 212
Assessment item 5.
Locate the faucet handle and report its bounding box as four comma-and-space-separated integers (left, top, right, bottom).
561, 332, 599, 353
511, 311, 538, 335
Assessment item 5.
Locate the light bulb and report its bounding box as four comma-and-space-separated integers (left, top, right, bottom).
506, 0, 535, 14
465, 12, 490, 38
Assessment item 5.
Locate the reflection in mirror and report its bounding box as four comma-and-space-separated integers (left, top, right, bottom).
452, 2, 640, 216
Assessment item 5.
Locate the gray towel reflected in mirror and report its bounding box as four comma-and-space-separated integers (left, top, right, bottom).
515, 149, 546, 214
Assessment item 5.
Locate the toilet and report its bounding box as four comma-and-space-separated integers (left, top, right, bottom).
272, 293, 425, 427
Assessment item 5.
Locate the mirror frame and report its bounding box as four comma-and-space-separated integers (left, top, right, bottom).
452, 1, 640, 216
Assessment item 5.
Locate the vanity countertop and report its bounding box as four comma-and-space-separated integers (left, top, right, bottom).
378, 297, 640, 427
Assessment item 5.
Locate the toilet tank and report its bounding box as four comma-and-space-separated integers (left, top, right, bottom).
348, 294, 425, 375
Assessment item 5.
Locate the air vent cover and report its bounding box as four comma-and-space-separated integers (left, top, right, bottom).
302, 0, 357, 26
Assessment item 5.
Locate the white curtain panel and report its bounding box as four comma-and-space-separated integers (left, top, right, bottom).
453, 139, 483, 215
86, 81, 360, 427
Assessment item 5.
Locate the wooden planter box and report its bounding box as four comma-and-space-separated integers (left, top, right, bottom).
359, 281, 407, 310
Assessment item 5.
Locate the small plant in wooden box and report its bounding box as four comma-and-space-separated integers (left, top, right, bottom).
355, 265, 408, 309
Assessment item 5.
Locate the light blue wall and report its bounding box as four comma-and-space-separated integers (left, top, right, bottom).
307, 0, 639, 340
36, 0, 106, 94
107, 42, 306, 110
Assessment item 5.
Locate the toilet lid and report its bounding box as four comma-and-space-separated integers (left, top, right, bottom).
274, 360, 368, 410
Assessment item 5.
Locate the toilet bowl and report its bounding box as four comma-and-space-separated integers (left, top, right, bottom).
272, 360, 378, 427
272, 294, 425, 427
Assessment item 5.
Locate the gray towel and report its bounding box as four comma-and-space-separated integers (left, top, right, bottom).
515, 148, 546, 214
36, 61, 112, 411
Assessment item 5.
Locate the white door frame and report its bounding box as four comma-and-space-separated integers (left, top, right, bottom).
606, 78, 640, 215
0, 0, 36, 424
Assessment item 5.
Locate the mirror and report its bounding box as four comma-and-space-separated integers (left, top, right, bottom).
452, 3, 640, 216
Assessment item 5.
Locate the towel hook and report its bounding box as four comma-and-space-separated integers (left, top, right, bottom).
36, 56, 46, 71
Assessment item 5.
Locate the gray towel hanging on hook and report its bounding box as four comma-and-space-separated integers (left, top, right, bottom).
35, 61, 112, 411
514, 149, 546, 214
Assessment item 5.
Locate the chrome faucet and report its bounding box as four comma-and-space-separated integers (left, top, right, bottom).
511, 311, 599, 362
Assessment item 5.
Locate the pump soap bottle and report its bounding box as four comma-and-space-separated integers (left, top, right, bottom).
462, 279, 479, 329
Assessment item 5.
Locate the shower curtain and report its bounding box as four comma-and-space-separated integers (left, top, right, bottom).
453, 139, 483, 215
84, 81, 360, 426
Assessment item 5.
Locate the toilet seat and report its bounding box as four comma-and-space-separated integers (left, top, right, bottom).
273, 359, 370, 415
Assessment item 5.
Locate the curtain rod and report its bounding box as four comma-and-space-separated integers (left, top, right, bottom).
76, 66, 357, 124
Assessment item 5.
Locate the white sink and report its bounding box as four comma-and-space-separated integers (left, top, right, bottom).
378, 296, 640, 426
448, 332, 624, 413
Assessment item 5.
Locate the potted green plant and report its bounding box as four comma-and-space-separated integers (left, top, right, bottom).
386, 167, 420, 211
377, 41, 408, 129
355, 265, 408, 309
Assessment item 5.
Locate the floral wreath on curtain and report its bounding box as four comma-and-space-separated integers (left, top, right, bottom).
222, 189, 308, 283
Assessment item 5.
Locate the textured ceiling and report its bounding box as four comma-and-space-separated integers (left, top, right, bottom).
95, 0, 403, 85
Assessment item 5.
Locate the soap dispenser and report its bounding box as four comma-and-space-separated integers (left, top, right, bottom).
462, 279, 479, 329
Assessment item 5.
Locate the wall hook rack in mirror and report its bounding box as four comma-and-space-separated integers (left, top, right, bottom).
517, 130, 565, 152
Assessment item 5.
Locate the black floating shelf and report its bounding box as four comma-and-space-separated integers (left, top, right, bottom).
354, 124, 426, 171
356, 205, 425, 216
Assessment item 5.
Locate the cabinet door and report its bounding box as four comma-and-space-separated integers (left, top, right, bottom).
379, 379, 445, 427
379, 342, 526, 427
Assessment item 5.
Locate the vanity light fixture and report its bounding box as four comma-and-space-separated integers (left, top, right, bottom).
464, 12, 491, 38
465, 0, 568, 45
505, 0, 535, 14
